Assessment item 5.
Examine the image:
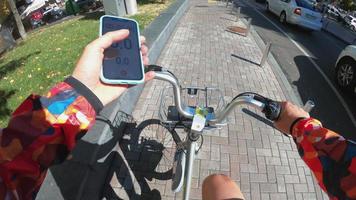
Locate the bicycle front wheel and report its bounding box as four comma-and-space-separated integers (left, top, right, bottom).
136, 119, 181, 180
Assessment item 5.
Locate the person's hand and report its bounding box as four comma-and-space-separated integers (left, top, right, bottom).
72, 29, 155, 106
274, 101, 310, 135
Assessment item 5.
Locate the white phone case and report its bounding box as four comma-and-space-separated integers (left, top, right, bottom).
99, 15, 145, 85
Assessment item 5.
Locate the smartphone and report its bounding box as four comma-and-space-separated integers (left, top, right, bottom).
99, 15, 144, 85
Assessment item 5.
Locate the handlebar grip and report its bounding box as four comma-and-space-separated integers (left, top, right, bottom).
262, 100, 282, 121
145, 64, 163, 72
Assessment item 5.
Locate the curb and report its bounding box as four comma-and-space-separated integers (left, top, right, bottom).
242, 17, 303, 105
36, 1, 189, 199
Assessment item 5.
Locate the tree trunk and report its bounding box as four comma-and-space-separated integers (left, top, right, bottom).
7, 0, 27, 40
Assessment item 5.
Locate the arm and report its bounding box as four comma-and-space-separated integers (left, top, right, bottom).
292, 118, 356, 199
0, 29, 153, 200
275, 102, 356, 199
0, 78, 100, 200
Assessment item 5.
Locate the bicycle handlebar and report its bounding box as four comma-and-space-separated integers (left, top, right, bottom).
149, 65, 282, 124
154, 71, 194, 119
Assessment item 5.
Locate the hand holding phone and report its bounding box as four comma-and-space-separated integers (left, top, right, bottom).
100, 15, 145, 85
72, 29, 154, 106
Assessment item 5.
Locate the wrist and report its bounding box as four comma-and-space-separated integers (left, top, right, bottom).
289, 117, 311, 135
64, 76, 104, 113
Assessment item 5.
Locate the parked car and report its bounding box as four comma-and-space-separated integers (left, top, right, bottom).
327, 5, 341, 19
335, 45, 356, 94
265, 0, 322, 31
344, 15, 356, 31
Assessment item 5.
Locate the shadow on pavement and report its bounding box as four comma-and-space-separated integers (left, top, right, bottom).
293, 55, 356, 140
242, 108, 274, 128
231, 53, 260, 66
49, 112, 174, 199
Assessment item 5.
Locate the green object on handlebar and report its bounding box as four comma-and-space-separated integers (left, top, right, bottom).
195, 106, 208, 117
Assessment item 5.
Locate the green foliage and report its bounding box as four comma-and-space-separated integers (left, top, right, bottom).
0, 0, 173, 126
0, 0, 10, 24
340, 0, 355, 11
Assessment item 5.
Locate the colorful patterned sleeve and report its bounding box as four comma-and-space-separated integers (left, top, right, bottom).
0, 77, 103, 200
292, 118, 356, 199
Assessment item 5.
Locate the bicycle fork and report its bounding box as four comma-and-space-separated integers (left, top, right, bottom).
172, 108, 206, 200
171, 135, 199, 200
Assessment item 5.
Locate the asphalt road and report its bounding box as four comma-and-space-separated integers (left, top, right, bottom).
234, 0, 356, 139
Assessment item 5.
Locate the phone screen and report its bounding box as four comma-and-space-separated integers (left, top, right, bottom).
101, 16, 143, 81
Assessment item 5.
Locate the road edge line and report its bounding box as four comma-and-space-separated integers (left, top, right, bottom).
243, 0, 356, 128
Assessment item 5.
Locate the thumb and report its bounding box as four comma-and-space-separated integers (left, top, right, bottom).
90, 29, 130, 50
144, 71, 155, 82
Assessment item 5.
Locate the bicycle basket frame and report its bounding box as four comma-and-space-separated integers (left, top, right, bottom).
158, 86, 227, 128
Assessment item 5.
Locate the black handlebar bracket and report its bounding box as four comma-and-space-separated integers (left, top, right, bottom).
262, 99, 282, 121
145, 64, 163, 72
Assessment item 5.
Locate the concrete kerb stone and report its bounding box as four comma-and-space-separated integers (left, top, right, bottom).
241, 17, 303, 105
36, 1, 189, 199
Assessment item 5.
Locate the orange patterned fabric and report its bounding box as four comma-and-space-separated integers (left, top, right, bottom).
292, 118, 356, 199
0, 82, 96, 199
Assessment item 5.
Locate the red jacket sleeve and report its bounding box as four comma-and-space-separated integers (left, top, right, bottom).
292, 118, 356, 199
0, 77, 102, 200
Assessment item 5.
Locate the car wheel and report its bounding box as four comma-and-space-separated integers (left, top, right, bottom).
265, 2, 269, 12
335, 58, 356, 92
280, 12, 287, 24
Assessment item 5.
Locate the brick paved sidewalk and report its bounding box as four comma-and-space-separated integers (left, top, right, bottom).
108, 0, 328, 199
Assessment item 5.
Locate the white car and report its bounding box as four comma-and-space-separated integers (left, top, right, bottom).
335, 45, 356, 93
266, 0, 322, 31
327, 5, 341, 19
344, 15, 356, 31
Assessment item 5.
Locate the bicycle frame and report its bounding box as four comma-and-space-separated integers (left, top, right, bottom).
171, 122, 202, 200
183, 136, 198, 200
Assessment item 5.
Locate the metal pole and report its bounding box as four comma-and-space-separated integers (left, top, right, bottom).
245, 18, 252, 36
182, 140, 197, 200
260, 42, 272, 67
236, 7, 241, 21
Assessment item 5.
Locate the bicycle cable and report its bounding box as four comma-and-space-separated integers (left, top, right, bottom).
230, 92, 268, 104
197, 134, 204, 152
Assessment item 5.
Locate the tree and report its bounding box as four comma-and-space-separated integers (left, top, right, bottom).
6, 0, 26, 39
340, 0, 355, 11
0, 0, 11, 23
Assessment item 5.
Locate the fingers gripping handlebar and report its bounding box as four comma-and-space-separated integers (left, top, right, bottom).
146, 65, 282, 123
253, 95, 282, 121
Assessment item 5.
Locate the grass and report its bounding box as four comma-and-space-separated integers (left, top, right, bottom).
0, 0, 173, 127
